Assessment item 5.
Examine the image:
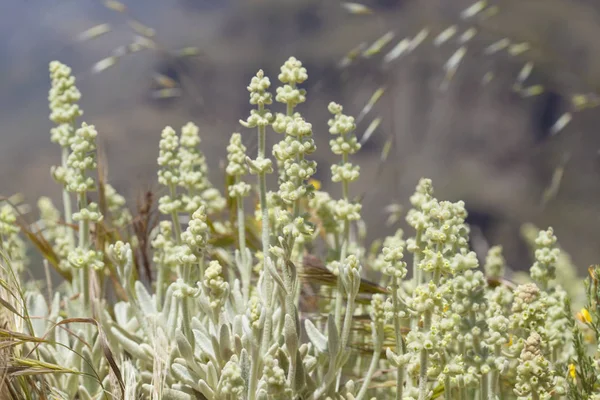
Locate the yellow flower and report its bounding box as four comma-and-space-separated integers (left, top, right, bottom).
506, 335, 513, 346
569, 363, 576, 379
576, 308, 592, 324
308, 178, 321, 191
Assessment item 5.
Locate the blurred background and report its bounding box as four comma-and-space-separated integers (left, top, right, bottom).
2, 0, 600, 274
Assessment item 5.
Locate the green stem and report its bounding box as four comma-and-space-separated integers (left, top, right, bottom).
235, 184, 250, 302
61, 146, 75, 241
181, 296, 194, 346
356, 324, 383, 400
78, 193, 90, 314
392, 280, 406, 400
156, 264, 166, 312
481, 372, 489, 400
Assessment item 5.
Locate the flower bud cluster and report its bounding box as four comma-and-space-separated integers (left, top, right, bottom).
226, 133, 251, 198
178, 122, 225, 214
64, 123, 99, 194
530, 227, 559, 289
49, 61, 82, 147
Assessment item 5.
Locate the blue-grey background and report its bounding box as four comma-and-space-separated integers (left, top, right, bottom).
3, 0, 600, 272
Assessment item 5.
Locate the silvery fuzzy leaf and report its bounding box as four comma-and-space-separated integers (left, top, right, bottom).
304, 319, 327, 353
139, 343, 155, 359
191, 316, 205, 332
327, 314, 339, 360
284, 314, 298, 354
91, 332, 103, 366
232, 314, 245, 339
140, 370, 153, 383
206, 360, 219, 389
197, 380, 215, 399
242, 332, 252, 351
234, 334, 243, 355
26, 292, 48, 337
240, 349, 250, 390
56, 316, 71, 351
78, 385, 93, 400
276, 347, 290, 375
47, 293, 61, 342
303, 355, 317, 374
293, 350, 307, 392
171, 363, 199, 389
299, 343, 310, 358
175, 331, 205, 378
81, 347, 100, 394
142, 384, 195, 400
166, 293, 180, 339
230, 279, 244, 314
257, 389, 268, 400
193, 329, 218, 366
386, 348, 400, 367
160, 283, 175, 323
134, 281, 155, 315
62, 335, 84, 397
38, 345, 58, 365
114, 302, 133, 327
176, 330, 194, 361
111, 327, 151, 362
339, 351, 351, 367
218, 324, 233, 363
266, 258, 287, 295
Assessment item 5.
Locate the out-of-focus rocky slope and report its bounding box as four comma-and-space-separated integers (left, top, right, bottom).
2, 0, 600, 272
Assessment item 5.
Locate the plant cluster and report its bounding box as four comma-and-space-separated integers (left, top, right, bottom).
1, 57, 600, 400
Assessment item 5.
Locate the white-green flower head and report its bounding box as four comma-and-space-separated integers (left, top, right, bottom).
73, 202, 103, 223
247, 295, 263, 330
531, 227, 560, 287
203, 260, 229, 307
181, 205, 209, 250
68, 247, 105, 270
329, 135, 361, 156
484, 245, 506, 279
370, 294, 386, 325
105, 184, 132, 227
272, 113, 296, 133
216, 355, 245, 397
226, 133, 249, 177
278, 56, 308, 85
248, 69, 273, 106
419, 249, 451, 274
157, 126, 180, 186
328, 102, 356, 135
49, 61, 82, 128
331, 163, 360, 184
258, 355, 291, 399
67, 123, 98, 172
514, 331, 557, 399
333, 199, 362, 222
382, 243, 408, 279
410, 178, 434, 208
535, 227, 557, 248
172, 278, 201, 298
180, 121, 201, 148
275, 85, 307, 109
285, 116, 312, 138
450, 269, 487, 316
450, 249, 479, 274
511, 283, 548, 332
108, 240, 132, 266
486, 314, 510, 346
341, 254, 362, 296
0, 205, 19, 236
409, 281, 444, 313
